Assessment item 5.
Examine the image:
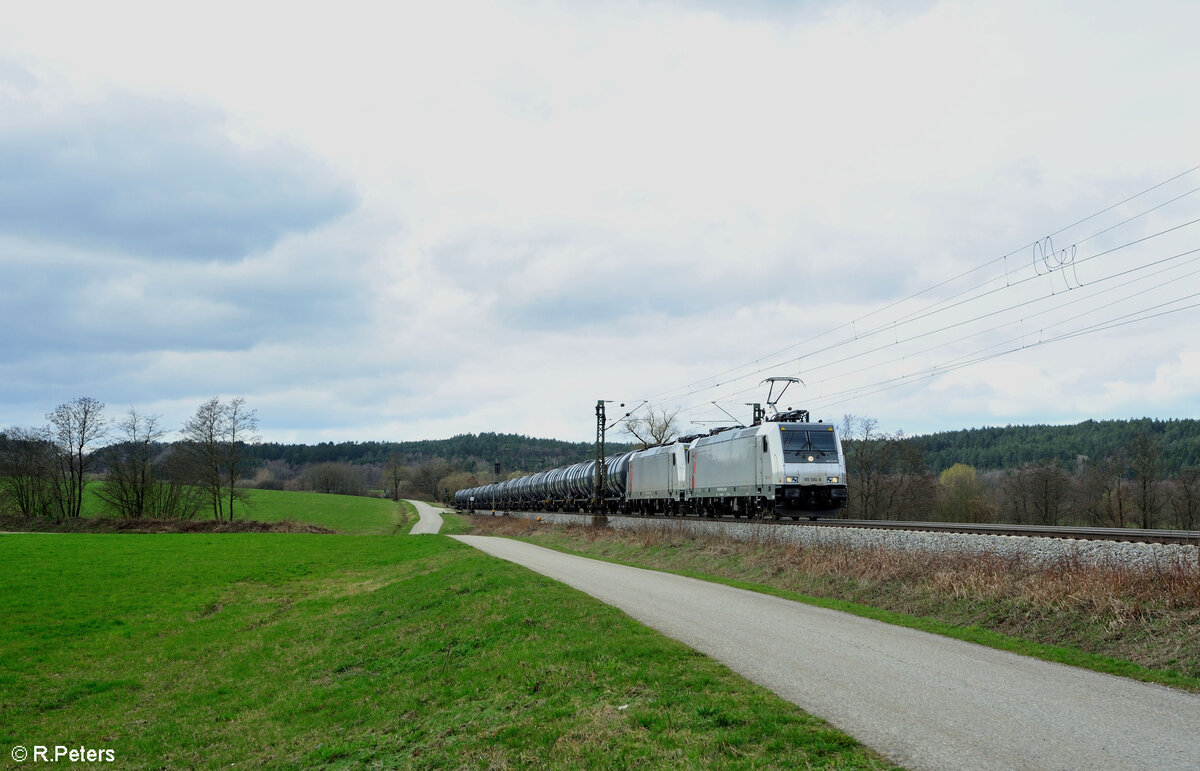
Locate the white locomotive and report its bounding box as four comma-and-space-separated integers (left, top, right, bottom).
454, 408, 848, 520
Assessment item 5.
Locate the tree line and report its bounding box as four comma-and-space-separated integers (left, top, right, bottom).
840, 415, 1200, 529
0, 397, 258, 522
7, 399, 1196, 529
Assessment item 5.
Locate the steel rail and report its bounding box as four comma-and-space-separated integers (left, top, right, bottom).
797, 518, 1200, 546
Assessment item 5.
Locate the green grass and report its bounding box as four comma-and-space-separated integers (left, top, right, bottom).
0, 533, 893, 769
240, 489, 415, 535
76, 486, 415, 535
473, 519, 1200, 693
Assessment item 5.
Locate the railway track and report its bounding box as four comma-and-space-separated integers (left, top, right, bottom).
794, 518, 1200, 546
473, 508, 1200, 546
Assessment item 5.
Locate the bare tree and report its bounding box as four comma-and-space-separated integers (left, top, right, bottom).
839, 416, 934, 520
1169, 467, 1200, 530
407, 459, 456, 499
622, 405, 680, 449
223, 397, 259, 520
182, 398, 227, 521
1130, 432, 1162, 529
1075, 453, 1129, 527
1002, 459, 1070, 525
46, 397, 107, 519
0, 426, 55, 518
299, 462, 366, 495
385, 454, 405, 501
155, 446, 205, 519
180, 397, 258, 522
97, 408, 164, 518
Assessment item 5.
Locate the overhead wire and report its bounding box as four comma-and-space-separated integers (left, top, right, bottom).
641, 164, 1200, 426
670, 215, 1200, 411
642, 164, 1200, 406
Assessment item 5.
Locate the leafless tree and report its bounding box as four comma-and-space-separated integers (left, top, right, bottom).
181, 397, 258, 521
840, 415, 933, 520
1130, 432, 1162, 529
46, 397, 107, 519
299, 462, 367, 496
155, 446, 205, 519
385, 454, 405, 501
1002, 459, 1071, 525
0, 426, 56, 518
1074, 453, 1129, 527
223, 397, 259, 519
182, 398, 226, 520
1169, 467, 1200, 530
97, 408, 165, 518
406, 459, 456, 499
622, 405, 680, 449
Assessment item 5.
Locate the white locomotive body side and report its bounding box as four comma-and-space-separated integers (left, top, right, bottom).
627, 440, 691, 514
453, 416, 847, 519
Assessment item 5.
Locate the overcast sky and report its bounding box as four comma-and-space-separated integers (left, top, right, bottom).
2, 0, 1198, 444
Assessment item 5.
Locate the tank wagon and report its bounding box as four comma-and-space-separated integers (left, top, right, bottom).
454, 411, 847, 519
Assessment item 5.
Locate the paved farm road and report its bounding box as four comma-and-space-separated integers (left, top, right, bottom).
406, 500, 446, 534
453, 534, 1200, 770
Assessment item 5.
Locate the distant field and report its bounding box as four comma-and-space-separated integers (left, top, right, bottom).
240, 489, 415, 534
76, 486, 415, 535
0, 532, 889, 769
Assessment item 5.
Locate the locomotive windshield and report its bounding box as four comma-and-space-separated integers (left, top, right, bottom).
781, 428, 839, 462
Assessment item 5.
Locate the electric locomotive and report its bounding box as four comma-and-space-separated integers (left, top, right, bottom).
685, 410, 847, 519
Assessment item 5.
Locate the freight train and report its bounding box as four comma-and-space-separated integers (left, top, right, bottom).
453, 410, 847, 519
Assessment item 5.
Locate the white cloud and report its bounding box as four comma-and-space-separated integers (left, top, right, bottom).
1, 1, 1198, 442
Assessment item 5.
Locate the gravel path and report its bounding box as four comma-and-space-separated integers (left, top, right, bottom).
453, 534, 1200, 770
406, 500, 445, 534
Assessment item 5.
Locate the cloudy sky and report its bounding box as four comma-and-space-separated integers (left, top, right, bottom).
2, 0, 1198, 444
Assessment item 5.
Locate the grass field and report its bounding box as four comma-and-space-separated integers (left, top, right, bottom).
468, 516, 1200, 692
72, 486, 417, 535
239, 489, 416, 535
0, 529, 892, 769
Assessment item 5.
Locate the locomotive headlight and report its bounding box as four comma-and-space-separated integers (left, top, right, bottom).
785, 476, 795, 483
827, 476, 839, 484
807, 455, 815, 462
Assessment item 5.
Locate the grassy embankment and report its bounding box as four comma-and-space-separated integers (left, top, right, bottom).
0, 498, 892, 769
467, 516, 1200, 693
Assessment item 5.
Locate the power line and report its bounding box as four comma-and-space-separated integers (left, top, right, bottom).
639, 167, 1200, 427
642, 164, 1200, 406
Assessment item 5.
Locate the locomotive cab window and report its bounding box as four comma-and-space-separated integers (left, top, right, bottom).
781, 430, 838, 462
762, 437, 768, 453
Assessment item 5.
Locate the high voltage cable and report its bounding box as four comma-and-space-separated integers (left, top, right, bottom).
684, 252, 1200, 420
657, 200, 1200, 423
643, 164, 1200, 405
664, 216, 1200, 409
798, 250, 1200, 389
802, 288, 1200, 411
802, 296, 1200, 414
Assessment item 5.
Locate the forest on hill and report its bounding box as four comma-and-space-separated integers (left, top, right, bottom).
244, 432, 633, 475
244, 419, 1200, 479
917, 418, 1200, 474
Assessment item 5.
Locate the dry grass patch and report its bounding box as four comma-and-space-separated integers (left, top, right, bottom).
471, 515, 1200, 685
